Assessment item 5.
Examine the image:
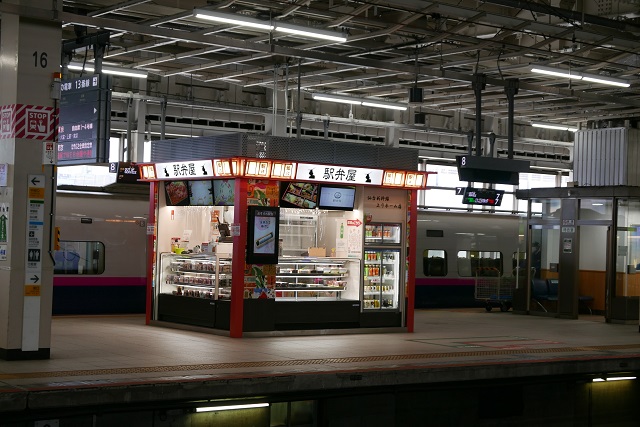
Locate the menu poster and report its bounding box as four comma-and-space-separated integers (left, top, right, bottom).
246, 206, 280, 265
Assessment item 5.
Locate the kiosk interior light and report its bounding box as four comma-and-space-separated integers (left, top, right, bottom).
531, 121, 578, 132
140, 165, 156, 180
213, 159, 233, 177
245, 160, 272, 177
195, 402, 269, 413
231, 158, 242, 176
405, 172, 425, 188
67, 62, 148, 79
271, 162, 296, 179
383, 171, 406, 187
530, 65, 630, 87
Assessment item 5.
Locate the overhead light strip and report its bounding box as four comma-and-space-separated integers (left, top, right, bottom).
275, 22, 347, 42
193, 9, 347, 42
531, 121, 578, 132
193, 9, 274, 30
196, 403, 269, 412
311, 93, 407, 110
530, 65, 630, 88
593, 376, 636, 382
67, 62, 148, 79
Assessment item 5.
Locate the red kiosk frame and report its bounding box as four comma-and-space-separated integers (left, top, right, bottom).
139, 157, 430, 337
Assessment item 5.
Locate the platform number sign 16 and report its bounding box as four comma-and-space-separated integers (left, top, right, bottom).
32, 51, 48, 68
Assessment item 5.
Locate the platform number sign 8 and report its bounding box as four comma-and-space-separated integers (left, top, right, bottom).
32, 51, 48, 68
460, 156, 466, 166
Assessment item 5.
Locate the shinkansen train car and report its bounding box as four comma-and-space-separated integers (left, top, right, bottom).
415, 211, 524, 308
53, 189, 149, 315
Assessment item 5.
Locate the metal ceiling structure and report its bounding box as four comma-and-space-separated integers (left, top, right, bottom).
11, 1, 640, 169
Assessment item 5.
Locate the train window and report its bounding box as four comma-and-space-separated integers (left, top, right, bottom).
424, 250, 447, 276
54, 241, 105, 275
457, 251, 503, 277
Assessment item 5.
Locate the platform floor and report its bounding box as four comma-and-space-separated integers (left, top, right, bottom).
1, 309, 639, 417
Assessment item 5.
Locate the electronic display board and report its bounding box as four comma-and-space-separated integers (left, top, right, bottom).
456, 187, 505, 206
246, 206, 280, 265
57, 74, 111, 165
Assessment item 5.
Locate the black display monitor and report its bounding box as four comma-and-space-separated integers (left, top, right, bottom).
318, 185, 356, 211
164, 181, 189, 206
246, 206, 280, 265
280, 182, 319, 209
188, 180, 214, 206
213, 179, 235, 206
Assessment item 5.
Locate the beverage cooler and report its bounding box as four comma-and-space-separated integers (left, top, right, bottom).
363, 249, 401, 310
364, 222, 402, 245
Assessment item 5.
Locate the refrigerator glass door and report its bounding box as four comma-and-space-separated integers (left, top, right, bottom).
380, 249, 400, 309
363, 250, 380, 309
382, 224, 402, 245
364, 223, 383, 245
363, 249, 400, 310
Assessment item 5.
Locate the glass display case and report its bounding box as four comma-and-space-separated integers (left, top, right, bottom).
279, 210, 320, 257
159, 252, 232, 300
363, 249, 400, 310
364, 222, 402, 245
275, 257, 360, 301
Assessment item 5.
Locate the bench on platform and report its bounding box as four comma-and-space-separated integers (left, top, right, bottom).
531, 279, 594, 314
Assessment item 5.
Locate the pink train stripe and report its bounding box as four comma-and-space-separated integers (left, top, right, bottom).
415, 278, 475, 287
53, 276, 146, 287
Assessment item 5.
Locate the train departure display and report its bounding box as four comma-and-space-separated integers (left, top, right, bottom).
455, 187, 505, 206
57, 74, 111, 165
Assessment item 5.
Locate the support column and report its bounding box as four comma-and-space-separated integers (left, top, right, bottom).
385, 126, 400, 147
230, 178, 248, 337
0, 1, 61, 360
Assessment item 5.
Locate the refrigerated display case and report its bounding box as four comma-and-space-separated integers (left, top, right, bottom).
156, 253, 232, 328
275, 257, 359, 301
364, 222, 402, 245
363, 249, 400, 310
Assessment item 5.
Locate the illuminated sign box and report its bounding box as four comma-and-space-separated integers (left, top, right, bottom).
456, 187, 505, 206
155, 160, 214, 180
295, 163, 384, 186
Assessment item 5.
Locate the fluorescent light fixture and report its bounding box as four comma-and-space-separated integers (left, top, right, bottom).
312, 93, 407, 110
362, 100, 407, 111
531, 65, 630, 87
275, 22, 347, 42
312, 93, 362, 105
196, 403, 269, 412
193, 9, 274, 30
581, 74, 630, 88
531, 65, 581, 79
68, 62, 148, 79
531, 121, 578, 132
593, 376, 636, 382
